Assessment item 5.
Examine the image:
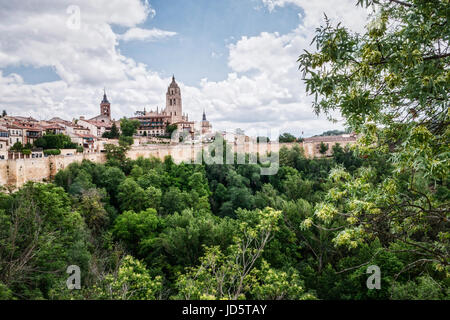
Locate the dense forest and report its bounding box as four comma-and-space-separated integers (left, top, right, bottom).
0, 141, 447, 300
0, 0, 448, 300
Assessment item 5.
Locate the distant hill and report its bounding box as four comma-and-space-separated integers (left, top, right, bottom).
314, 129, 351, 137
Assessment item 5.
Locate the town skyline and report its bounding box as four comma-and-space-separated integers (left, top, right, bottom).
0, 0, 369, 137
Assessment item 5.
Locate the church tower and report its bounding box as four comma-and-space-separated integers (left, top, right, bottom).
201, 110, 212, 134
100, 89, 111, 119
165, 75, 182, 122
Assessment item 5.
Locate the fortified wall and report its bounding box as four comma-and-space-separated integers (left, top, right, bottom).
0, 142, 297, 189
0, 152, 106, 189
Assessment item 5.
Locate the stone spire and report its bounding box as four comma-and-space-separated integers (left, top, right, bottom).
102, 88, 109, 103
169, 74, 179, 88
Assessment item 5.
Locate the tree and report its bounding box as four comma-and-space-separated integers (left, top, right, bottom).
98, 166, 126, 202
166, 124, 178, 136
119, 135, 134, 146
120, 118, 140, 137
104, 143, 130, 163
10, 141, 23, 152
248, 260, 315, 300
34, 134, 77, 150
113, 208, 161, 254
161, 186, 190, 215
174, 208, 286, 300
0, 183, 90, 299
1, 110, 6, 117
117, 178, 151, 212
75, 189, 110, 235
156, 209, 236, 273
298, 0, 449, 277
93, 255, 163, 300
318, 142, 329, 155
145, 186, 162, 211
279, 133, 297, 143
318, 130, 348, 137
108, 122, 120, 139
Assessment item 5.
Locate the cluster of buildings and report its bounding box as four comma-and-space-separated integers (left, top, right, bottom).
0, 76, 213, 160
0, 75, 358, 162
131, 76, 212, 137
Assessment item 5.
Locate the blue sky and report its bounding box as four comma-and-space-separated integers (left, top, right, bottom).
4, 0, 302, 86
0, 0, 367, 136
116, 0, 302, 85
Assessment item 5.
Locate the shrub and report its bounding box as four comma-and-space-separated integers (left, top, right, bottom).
44, 149, 61, 156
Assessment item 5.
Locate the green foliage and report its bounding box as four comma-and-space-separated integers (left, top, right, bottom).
93, 255, 163, 300
392, 275, 448, 300
318, 142, 329, 155
104, 143, 130, 163
166, 124, 178, 136
120, 118, 140, 137
317, 130, 349, 136
75, 189, 110, 234
156, 209, 236, 275
0, 183, 90, 299
174, 208, 286, 300
34, 134, 77, 150
102, 122, 120, 139
119, 135, 134, 146
279, 132, 297, 143
113, 208, 162, 255
44, 149, 61, 156
249, 260, 315, 300
298, 0, 449, 286
10, 141, 23, 152
6, 8, 450, 296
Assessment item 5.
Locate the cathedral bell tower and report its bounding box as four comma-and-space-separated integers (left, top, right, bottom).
165, 75, 182, 121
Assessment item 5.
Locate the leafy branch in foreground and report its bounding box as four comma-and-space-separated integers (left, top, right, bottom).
298, 0, 449, 279
174, 207, 315, 300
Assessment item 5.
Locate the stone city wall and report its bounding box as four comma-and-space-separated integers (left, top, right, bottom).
0, 142, 301, 188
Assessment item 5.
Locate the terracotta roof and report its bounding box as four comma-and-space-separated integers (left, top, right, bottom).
84, 120, 112, 127
74, 133, 97, 139
25, 127, 43, 132
6, 124, 25, 129
42, 124, 64, 130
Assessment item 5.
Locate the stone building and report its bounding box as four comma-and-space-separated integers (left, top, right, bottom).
200, 110, 212, 134
76, 90, 114, 138
302, 134, 358, 158
132, 76, 195, 137
6, 124, 24, 146
0, 126, 9, 160
90, 90, 112, 123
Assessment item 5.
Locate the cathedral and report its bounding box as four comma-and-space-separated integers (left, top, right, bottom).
132, 76, 212, 137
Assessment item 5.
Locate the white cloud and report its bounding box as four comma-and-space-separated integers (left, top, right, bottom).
0, 0, 370, 137
118, 27, 177, 42
261, 0, 370, 32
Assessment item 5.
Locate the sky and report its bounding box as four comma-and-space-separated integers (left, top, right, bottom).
0, 0, 370, 137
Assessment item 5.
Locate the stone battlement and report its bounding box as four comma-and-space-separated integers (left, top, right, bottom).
0, 139, 355, 189
0, 142, 292, 189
